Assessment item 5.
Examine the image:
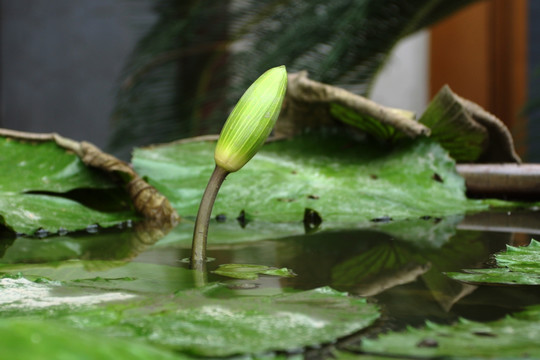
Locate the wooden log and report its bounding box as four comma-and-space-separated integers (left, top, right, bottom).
456, 163, 540, 197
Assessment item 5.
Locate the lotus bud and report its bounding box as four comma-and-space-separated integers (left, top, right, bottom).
214, 65, 287, 173
190, 66, 287, 269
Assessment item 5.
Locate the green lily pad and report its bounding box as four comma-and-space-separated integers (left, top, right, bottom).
0, 272, 380, 358
212, 263, 296, 280
351, 304, 540, 359
52, 286, 379, 357
0, 137, 138, 234
133, 133, 487, 227
447, 239, 540, 285
0, 318, 187, 360
418, 85, 488, 162
0, 257, 379, 357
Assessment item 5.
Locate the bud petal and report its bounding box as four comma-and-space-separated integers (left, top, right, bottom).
215, 65, 287, 172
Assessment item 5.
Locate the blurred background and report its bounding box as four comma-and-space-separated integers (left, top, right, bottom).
0, 0, 538, 160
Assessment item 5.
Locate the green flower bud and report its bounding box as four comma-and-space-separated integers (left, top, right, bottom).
214, 65, 287, 173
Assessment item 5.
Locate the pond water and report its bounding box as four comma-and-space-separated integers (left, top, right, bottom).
142, 211, 540, 329
1, 209, 540, 357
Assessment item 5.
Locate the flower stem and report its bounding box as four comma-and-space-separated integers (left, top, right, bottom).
190, 165, 229, 269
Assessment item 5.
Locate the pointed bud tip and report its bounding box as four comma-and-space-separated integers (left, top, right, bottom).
215, 66, 288, 172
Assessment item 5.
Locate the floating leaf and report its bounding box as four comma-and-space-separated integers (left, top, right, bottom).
212, 263, 296, 280
133, 133, 488, 228
350, 304, 540, 359
0, 131, 177, 234
0, 136, 138, 234
0, 277, 379, 358
0, 256, 379, 357
60, 286, 380, 357
0, 318, 185, 360
447, 239, 540, 285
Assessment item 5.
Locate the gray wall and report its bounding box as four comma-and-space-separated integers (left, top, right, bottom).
371, 30, 429, 117
528, 0, 540, 162
0, 0, 152, 148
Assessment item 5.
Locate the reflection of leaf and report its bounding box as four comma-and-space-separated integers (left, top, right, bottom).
0, 318, 184, 360
133, 133, 488, 226
212, 263, 295, 280
332, 242, 429, 296
415, 231, 486, 311
0, 221, 173, 263
375, 215, 462, 248
155, 220, 306, 247
331, 229, 490, 304
447, 239, 540, 285
351, 304, 540, 358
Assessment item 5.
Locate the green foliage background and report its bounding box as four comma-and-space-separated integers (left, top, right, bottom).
109, 0, 479, 157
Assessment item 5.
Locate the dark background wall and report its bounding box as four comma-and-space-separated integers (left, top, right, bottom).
528, 0, 540, 161
0, 0, 153, 148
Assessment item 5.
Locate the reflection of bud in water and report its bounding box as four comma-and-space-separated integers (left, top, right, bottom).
214, 65, 287, 173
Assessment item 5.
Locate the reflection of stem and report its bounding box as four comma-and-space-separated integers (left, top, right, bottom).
192, 263, 208, 288
190, 165, 229, 268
